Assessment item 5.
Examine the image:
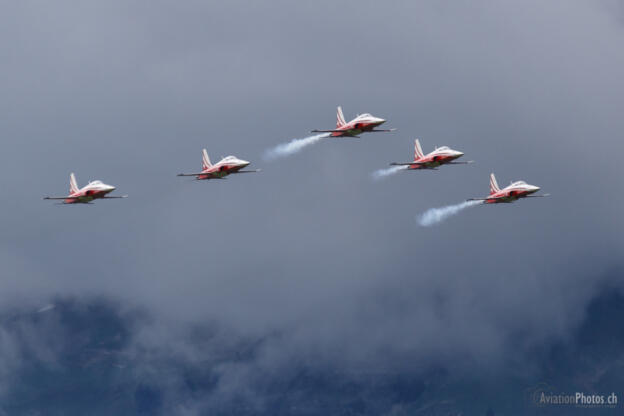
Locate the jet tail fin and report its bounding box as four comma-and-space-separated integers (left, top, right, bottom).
336, 106, 346, 128
69, 173, 79, 194
490, 173, 500, 195
414, 139, 424, 160
202, 149, 212, 170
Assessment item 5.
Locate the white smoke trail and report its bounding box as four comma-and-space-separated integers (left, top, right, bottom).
264, 133, 330, 161
371, 165, 407, 180
418, 200, 482, 227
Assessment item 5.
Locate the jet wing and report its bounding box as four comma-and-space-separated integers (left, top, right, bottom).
311, 129, 343, 133
466, 195, 512, 201
231, 169, 261, 173
310, 130, 360, 138
177, 172, 227, 179
311, 128, 395, 133
390, 161, 425, 166
44, 195, 127, 200
467, 194, 549, 202
388, 162, 438, 170
178, 170, 260, 176
391, 160, 474, 166
43, 196, 79, 200
390, 161, 440, 167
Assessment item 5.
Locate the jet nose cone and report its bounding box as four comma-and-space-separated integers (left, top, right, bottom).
531, 185, 540, 192
455, 151, 464, 157
106, 185, 116, 191
375, 117, 386, 124
241, 160, 250, 167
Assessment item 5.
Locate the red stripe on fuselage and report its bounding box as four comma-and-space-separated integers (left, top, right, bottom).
408, 154, 461, 169
197, 164, 244, 179
330, 121, 383, 137
64, 189, 112, 204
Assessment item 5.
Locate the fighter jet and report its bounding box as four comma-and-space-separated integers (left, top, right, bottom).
390, 139, 471, 169
468, 173, 548, 204
44, 173, 127, 204
311, 106, 395, 137
177, 149, 259, 180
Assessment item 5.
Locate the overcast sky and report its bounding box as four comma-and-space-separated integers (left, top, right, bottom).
1, 0, 623, 413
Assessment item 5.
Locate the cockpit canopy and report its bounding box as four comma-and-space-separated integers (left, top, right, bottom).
90, 180, 103, 185
512, 181, 527, 186
437, 146, 450, 151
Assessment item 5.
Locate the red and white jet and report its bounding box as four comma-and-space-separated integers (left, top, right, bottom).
468, 173, 548, 204
177, 149, 259, 180
311, 106, 395, 137
390, 139, 471, 169
44, 173, 127, 204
